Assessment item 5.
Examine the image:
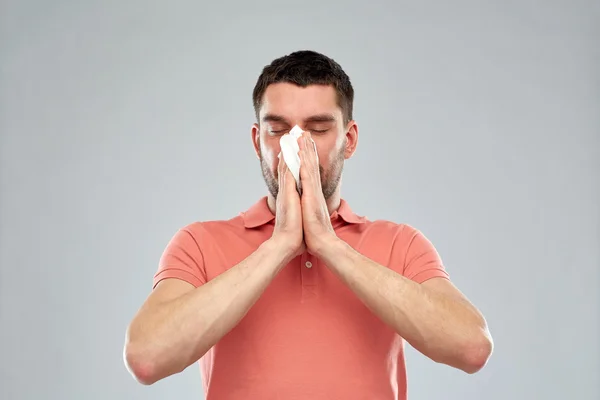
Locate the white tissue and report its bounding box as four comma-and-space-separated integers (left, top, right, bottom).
289, 125, 303, 139
279, 125, 303, 191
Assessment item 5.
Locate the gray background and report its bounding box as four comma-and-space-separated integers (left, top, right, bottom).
1, 1, 598, 399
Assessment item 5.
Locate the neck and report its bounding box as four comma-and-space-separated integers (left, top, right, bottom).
267, 186, 342, 217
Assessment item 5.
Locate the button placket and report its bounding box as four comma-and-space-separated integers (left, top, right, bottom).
300, 253, 318, 302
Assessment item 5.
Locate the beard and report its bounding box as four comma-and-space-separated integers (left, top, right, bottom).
259, 142, 345, 201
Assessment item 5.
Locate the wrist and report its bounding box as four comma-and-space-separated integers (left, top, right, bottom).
312, 233, 343, 260
264, 236, 300, 265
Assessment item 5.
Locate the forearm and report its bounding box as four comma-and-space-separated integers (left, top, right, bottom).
317, 238, 491, 373
126, 237, 294, 383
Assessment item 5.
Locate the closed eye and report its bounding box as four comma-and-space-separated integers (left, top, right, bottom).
270, 128, 328, 135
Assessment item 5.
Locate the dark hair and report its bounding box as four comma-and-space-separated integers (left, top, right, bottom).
252, 50, 354, 124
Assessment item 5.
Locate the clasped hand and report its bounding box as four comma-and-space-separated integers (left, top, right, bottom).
274, 132, 337, 257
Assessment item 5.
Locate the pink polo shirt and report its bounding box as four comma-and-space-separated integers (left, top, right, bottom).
153, 196, 450, 400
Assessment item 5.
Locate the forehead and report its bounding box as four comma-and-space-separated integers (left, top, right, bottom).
259, 83, 342, 121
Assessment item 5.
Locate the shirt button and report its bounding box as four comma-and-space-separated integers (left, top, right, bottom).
305, 261, 313, 269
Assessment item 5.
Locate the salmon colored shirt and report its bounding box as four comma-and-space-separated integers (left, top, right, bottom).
153, 196, 450, 400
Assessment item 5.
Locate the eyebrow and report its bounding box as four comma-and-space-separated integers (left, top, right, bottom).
261, 113, 336, 124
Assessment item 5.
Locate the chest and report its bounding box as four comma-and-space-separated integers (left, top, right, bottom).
203, 224, 399, 339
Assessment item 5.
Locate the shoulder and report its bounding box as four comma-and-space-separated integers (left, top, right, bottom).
361, 219, 437, 254
363, 218, 420, 239
174, 214, 247, 242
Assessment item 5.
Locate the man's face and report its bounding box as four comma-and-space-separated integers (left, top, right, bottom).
252, 83, 357, 200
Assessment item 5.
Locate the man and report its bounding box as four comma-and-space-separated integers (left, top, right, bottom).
124, 50, 493, 399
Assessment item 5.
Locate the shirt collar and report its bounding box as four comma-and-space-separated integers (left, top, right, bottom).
241, 196, 366, 229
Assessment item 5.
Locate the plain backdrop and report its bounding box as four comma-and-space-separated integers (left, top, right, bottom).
1, 1, 598, 399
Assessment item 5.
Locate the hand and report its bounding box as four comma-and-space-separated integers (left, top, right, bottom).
298, 132, 337, 255
272, 152, 306, 259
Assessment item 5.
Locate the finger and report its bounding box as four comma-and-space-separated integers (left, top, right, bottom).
277, 153, 287, 190
304, 132, 318, 162
299, 147, 316, 189
285, 165, 296, 192
289, 166, 302, 197
279, 154, 298, 196
299, 133, 312, 161
299, 140, 310, 180
277, 152, 282, 178
309, 136, 318, 162
297, 132, 307, 151
302, 134, 318, 175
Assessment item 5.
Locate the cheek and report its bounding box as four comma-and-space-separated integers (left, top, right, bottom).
260, 140, 281, 168
319, 134, 342, 161
318, 149, 328, 165
317, 143, 340, 167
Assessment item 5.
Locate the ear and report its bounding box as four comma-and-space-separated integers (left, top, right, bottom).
343, 120, 359, 159
251, 123, 261, 160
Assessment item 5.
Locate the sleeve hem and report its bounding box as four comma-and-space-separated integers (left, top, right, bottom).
153, 268, 204, 289
409, 268, 450, 284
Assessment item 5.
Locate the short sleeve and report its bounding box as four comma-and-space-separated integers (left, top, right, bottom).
394, 225, 450, 284
153, 226, 208, 289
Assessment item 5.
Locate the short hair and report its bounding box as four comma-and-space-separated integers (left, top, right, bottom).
252, 50, 354, 124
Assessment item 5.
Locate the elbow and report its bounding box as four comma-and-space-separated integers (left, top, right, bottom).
123, 328, 195, 385
123, 325, 179, 386
123, 342, 161, 386
461, 329, 494, 374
